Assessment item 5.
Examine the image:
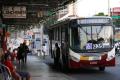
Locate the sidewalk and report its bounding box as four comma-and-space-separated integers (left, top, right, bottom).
15, 55, 73, 80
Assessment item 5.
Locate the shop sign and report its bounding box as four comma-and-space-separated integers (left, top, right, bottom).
2, 6, 26, 18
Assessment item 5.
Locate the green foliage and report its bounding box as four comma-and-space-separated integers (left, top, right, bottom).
94, 12, 107, 16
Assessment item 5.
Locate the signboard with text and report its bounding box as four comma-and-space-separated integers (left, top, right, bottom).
111, 7, 120, 16
2, 6, 26, 18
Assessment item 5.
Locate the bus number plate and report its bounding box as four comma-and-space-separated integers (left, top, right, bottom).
90, 61, 97, 64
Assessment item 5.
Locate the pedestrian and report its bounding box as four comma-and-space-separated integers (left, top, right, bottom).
17, 43, 24, 64
11, 49, 17, 61
54, 43, 60, 66
23, 42, 29, 63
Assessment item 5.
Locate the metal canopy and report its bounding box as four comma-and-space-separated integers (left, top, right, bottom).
0, 0, 75, 26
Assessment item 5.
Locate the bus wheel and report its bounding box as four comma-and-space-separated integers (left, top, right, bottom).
99, 67, 105, 71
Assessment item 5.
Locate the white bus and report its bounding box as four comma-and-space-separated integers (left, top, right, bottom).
48, 16, 115, 71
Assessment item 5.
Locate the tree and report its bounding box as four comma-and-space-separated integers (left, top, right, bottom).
94, 12, 108, 16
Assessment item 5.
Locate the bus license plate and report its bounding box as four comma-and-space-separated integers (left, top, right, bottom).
90, 61, 97, 64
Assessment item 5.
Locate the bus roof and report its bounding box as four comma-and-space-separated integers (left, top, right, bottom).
84, 16, 112, 19
48, 16, 112, 29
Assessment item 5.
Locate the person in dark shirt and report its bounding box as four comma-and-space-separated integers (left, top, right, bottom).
54, 43, 60, 66
22, 42, 29, 63
17, 43, 24, 63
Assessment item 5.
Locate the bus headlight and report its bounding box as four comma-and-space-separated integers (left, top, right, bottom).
71, 56, 80, 62
106, 47, 115, 61
69, 49, 80, 62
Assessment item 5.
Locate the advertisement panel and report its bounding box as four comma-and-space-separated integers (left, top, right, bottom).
2, 6, 26, 18
112, 7, 120, 12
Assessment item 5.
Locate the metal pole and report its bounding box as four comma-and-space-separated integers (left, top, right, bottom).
108, 0, 110, 16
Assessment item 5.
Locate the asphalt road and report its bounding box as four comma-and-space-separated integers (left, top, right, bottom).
65, 55, 120, 80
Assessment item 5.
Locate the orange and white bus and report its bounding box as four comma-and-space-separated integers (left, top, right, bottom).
48, 16, 115, 71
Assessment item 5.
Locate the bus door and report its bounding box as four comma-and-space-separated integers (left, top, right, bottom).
61, 27, 68, 53
61, 26, 69, 67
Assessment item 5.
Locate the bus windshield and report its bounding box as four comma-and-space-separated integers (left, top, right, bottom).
70, 25, 114, 52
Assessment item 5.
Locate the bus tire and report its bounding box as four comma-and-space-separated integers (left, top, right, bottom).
99, 66, 105, 71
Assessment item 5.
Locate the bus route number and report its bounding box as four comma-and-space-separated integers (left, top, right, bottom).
93, 44, 103, 49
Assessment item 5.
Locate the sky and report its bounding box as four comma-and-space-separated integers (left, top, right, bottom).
75, 0, 120, 17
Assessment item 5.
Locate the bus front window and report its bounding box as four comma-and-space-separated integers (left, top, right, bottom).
70, 25, 114, 51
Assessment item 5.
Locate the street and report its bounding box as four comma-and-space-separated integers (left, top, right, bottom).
66, 55, 120, 80
17, 54, 120, 80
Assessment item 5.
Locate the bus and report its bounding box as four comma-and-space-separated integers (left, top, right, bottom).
48, 16, 115, 71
